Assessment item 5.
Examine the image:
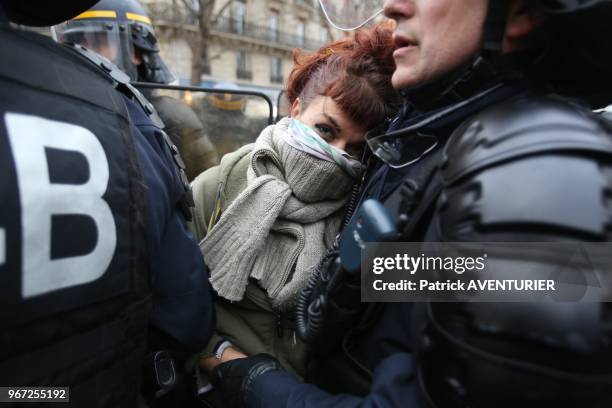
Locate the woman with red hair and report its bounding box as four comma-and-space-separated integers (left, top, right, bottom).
190, 24, 399, 400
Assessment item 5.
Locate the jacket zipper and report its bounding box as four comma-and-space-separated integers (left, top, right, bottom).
274, 226, 305, 339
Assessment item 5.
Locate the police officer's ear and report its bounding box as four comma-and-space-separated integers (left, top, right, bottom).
290, 98, 302, 118
503, 0, 547, 52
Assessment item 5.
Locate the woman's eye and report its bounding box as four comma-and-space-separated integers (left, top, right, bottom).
314, 124, 334, 136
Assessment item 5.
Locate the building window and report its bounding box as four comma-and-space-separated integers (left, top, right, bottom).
270, 57, 283, 83
236, 50, 252, 80
269, 10, 279, 42
296, 19, 305, 47
231, 0, 247, 35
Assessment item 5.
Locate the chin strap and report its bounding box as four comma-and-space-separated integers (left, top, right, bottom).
399, 56, 501, 111
482, 0, 510, 56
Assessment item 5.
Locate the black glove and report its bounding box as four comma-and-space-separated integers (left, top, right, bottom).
211, 353, 283, 408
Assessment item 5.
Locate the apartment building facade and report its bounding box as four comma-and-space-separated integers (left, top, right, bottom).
142, 0, 336, 99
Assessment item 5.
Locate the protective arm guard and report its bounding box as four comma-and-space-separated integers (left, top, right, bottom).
417, 95, 612, 408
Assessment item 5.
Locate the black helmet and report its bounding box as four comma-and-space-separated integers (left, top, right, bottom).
432, 0, 612, 107
52, 0, 175, 83
537, 0, 608, 12
483, 0, 611, 48
1, 0, 100, 27
534, 0, 612, 106
478, 0, 612, 104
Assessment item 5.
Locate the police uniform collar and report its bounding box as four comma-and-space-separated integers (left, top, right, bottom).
398, 53, 530, 112
392, 83, 506, 144
372, 71, 534, 171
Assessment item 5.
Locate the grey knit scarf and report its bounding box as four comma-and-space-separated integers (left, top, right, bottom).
200, 118, 353, 309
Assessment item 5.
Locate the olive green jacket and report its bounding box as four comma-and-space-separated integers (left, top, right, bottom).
151, 95, 219, 181
190, 144, 307, 378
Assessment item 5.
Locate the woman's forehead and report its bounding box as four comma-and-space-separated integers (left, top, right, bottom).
306, 96, 367, 139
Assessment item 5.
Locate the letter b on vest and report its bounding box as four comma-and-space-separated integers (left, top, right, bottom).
5, 113, 116, 298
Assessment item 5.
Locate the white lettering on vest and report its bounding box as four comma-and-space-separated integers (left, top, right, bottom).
5, 112, 116, 298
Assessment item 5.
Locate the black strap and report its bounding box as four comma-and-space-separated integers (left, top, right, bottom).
482, 0, 509, 55
69, 43, 164, 128
69, 43, 195, 221
398, 174, 443, 240
159, 129, 195, 221
382, 155, 445, 241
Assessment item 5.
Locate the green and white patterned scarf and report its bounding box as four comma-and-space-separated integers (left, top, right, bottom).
285, 118, 364, 178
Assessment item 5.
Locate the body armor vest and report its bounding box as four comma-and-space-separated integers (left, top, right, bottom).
0, 27, 150, 407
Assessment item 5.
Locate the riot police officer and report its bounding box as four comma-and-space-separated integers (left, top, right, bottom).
0, 0, 214, 406
53, 0, 220, 180
196, 82, 255, 159
206, 1, 612, 407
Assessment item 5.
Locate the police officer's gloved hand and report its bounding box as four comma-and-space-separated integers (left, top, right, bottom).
211, 353, 283, 408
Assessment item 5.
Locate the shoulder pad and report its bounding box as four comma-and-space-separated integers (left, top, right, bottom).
68, 44, 193, 220
441, 96, 612, 184
69, 44, 165, 128
434, 96, 612, 239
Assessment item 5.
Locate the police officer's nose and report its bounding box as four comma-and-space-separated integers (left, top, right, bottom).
383, 0, 415, 21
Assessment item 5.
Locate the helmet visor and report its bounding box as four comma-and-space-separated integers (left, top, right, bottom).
318, 0, 384, 31
53, 20, 137, 80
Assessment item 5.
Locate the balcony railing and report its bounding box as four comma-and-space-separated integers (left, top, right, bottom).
147, 3, 326, 51
214, 16, 324, 50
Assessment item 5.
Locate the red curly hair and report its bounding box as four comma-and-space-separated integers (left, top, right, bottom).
286, 23, 399, 132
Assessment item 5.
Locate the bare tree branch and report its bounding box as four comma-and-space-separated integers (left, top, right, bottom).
212, 0, 234, 24
201, 0, 216, 10
172, 0, 221, 84
180, 0, 198, 16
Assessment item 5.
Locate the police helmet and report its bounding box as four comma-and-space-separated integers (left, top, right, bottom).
482, 0, 612, 52
208, 82, 247, 112
537, 0, 608, 12
465, 0, 612, 94
52, 0, 175, 83
1, 0, 101, 27
535, 0, 612, 106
